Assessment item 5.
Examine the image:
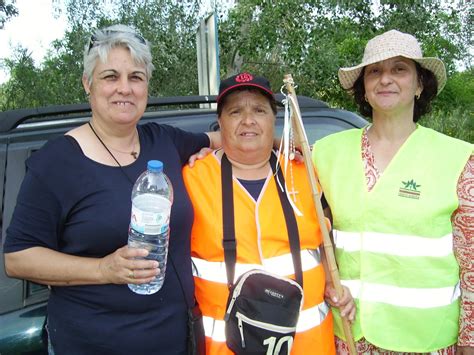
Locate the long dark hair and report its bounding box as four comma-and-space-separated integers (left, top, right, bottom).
351, 62, 438, 122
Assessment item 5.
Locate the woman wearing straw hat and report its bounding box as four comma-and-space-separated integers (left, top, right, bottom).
312, 29, 473, 354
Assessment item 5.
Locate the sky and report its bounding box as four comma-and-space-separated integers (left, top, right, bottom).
0, 0, 68, 84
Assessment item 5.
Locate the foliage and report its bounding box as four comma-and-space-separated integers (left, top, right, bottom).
0, 47, 44, 110
0, 0, 18, 29
218, 0, 470, 101
216, 0, 472, 140
0, 0, 472, 142
429, 68, 474, 143
420, 108, 473, 144
0, 0, 203, 109
113, 0, 203, 96
436, 68, 474, 112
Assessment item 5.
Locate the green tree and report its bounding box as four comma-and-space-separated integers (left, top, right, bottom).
218, 0, 470, 104
0, 0, 471, 141
0, 0, 203, 109
216, 0, 472, 141
0, 0, 18, 29
0, 47, 44, 110
113, 0, 202, 96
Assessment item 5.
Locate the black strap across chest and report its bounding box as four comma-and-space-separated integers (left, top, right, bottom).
221, 152, 303, 289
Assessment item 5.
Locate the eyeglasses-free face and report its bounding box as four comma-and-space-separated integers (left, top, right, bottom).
363, 56, 421, 115
87, 30, 147, 53
83, 46, 149, 126
218, 90, 276, 162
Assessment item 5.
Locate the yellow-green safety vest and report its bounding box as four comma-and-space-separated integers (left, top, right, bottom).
312, 125, 472, 352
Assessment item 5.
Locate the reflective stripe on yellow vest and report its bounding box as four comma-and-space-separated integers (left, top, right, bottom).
313, 125, 472, 352
183, 152, 335, 355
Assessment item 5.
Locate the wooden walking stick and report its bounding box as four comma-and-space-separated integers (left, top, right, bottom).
283, 74, 357, 354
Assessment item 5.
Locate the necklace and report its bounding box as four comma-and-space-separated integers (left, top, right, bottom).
88, 122, 138, 160
88, 122, 136, 184
109, 144, 138, 160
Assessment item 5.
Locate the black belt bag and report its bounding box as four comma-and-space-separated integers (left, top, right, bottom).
168, 256, 206, 355
224, 269, 303, 355
187, 301, 206, 355
221, 153, 304, 355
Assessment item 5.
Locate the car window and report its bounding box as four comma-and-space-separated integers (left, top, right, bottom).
28, 282, 48, 297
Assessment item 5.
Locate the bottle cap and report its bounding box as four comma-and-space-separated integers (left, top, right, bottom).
147, 160, 163, 172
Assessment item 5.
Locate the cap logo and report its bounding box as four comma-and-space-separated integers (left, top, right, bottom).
235, 73, 253, 83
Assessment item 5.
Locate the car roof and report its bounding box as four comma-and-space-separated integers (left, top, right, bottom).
0, 94, 366, 134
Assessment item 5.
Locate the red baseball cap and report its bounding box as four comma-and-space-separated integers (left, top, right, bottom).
216, 72, 274, 105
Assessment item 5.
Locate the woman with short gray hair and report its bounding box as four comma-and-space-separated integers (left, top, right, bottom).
83, 24, 154, 85
4, 24, 219, 354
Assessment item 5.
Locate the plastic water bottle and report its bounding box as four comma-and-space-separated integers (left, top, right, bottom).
128, 160, 173, 295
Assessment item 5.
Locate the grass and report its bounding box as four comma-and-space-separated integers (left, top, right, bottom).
419, 108, 473, 144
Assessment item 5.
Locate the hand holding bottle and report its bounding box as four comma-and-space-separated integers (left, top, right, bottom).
98, 245, 160, 284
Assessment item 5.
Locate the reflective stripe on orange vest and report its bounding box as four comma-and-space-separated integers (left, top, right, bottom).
192, 248, 320, 283
202, 300, 330, 342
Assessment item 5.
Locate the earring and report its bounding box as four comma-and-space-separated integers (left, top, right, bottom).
364, 94, 368, 102
415, 93, 420, 100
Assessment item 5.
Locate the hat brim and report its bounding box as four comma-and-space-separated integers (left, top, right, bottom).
217, 83, 274, 104
338, 53, 447, 95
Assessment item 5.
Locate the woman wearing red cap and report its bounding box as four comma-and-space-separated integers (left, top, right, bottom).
313, 29, 473, 354
184, 72, 355, 354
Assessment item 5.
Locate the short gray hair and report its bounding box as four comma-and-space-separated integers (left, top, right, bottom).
83, 24, 154, 86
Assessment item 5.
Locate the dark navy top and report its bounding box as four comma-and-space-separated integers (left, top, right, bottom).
238, 178, 266, 201
239, 179, 328, 208
4, 123, 209, 354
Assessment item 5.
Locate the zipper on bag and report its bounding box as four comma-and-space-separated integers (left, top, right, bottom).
236, 312, 297, 334
238, 316, 246, 348
224, 271, 257, 321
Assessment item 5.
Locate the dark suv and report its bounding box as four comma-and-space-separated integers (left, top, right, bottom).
0, 95, 367, 354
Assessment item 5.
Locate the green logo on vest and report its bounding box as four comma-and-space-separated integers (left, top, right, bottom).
399, 179, 421, 199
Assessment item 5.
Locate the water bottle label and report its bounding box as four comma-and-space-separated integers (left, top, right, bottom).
130, 194, 171, 235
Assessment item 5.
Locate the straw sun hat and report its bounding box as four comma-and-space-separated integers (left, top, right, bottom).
338, 29, 447, 94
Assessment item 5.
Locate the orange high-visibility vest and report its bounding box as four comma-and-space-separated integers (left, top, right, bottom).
183, 152, 335, 355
